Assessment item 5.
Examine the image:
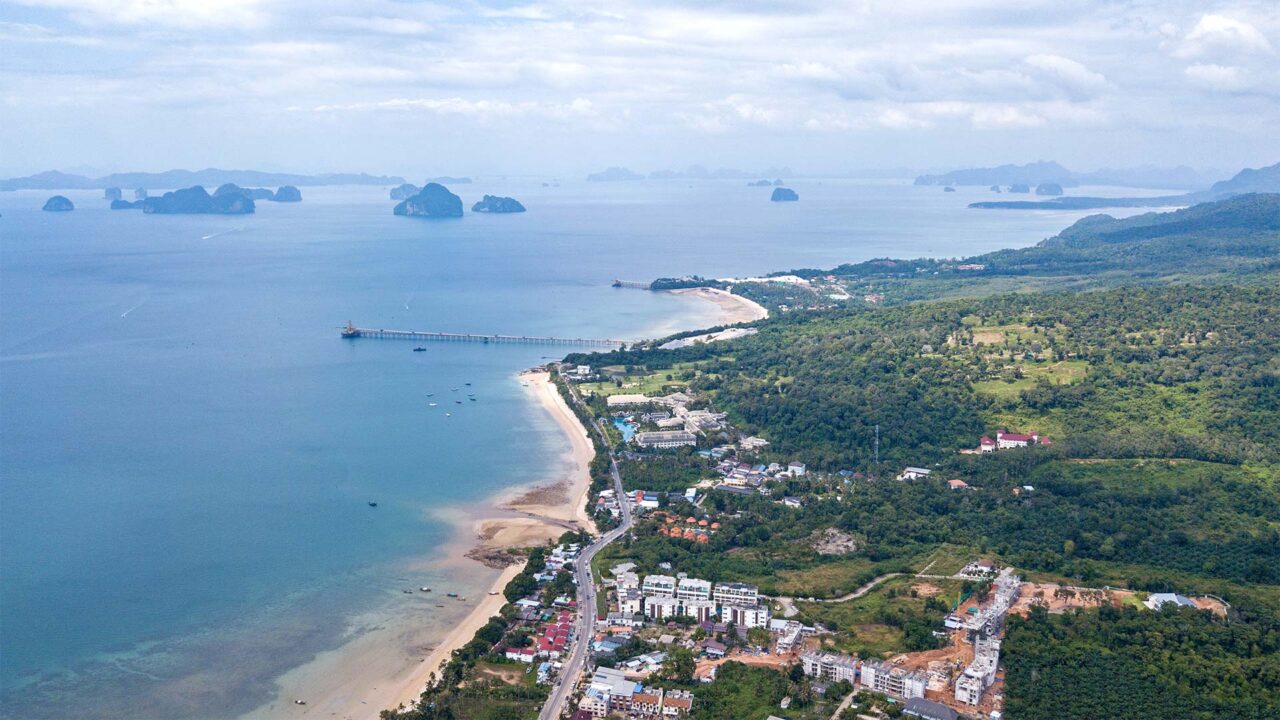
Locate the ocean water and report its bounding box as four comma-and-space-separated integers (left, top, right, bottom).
0, 179, 1154, 718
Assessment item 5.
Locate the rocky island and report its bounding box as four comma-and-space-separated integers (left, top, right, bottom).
393, 182, 463, 218
390, 183, 420, 200
1036, 183, 1064, 196
770, 187, 799, 202
471, 195, 526, 213
143, 186, 255, 214
104, 187, 123, 201
270, 185, 302, 202
43, 195, 74, 211
586, 166, 643, 182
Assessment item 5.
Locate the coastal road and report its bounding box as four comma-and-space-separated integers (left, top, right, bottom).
539, 378, 633, 720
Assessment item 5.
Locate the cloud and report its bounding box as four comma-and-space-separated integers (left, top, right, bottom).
302, 96, 596, 120
9, 0, 272, 29
1184, 63, 1252, 92
1177, 14, 1274, 59
1023, 54, 1108, 100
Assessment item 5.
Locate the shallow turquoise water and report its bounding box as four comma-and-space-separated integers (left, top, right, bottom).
0, 179, 1135, 718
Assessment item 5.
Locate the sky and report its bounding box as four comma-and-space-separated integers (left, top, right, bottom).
1, 0, 1277, 178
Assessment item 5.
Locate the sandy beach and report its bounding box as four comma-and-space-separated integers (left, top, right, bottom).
248, 305, 732, 720
667, 286, 769, 325
247, 371, 598, 720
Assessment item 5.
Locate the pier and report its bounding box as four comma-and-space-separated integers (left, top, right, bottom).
340, 322, 628, 349
611, 279, 650, 290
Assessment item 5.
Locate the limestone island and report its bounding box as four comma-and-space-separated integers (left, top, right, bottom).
393, 182, 463, 218
1008, 184, 1031, 193
104, 187, 123, 201
771, 187, 799, 202
1036, 183, 1064, 196
43, 195, 74, 211
471, 195, 526, 213
586, 166, 643, 182
390, 183, 420, 200
271, 185, 302, 202
214, 183, 273, 201
143, 186, 255, 214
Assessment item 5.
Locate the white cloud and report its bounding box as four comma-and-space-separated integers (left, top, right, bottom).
9, 0, 272, 28
1177, 14, 1274, 59
1023, 54, 1108, 99
1184, 63, 1252, 92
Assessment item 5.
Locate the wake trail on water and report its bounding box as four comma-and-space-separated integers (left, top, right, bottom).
121, 299, 148, 318
201, 226, 246, 240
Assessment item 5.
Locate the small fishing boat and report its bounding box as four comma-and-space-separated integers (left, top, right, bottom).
368, 501, 378, 507
420, 587, 431, 592
429, 402, 438, 407
403, 589, 413, 594
446, 592, 458, 597
412, 347, 426, 352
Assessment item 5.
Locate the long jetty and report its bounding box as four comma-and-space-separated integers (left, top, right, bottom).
611, 279, 650, 290
340, 323, 628, 349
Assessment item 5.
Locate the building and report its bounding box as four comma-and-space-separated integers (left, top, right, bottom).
903, 698, 959, 720
645, 596, 682, 621
630, 688, 694, 717
979, 436, 996, 453
859, 660, 927, 699
739, 436, 770, 450
721, 603, 770, 629
713, 582, 759, 608
1145, 592, 1197, 610
996, 429, 1042, 448
636, 430, 698, 449
947, 479, 970, 490
800, 651, 859, 684
896, 467, 932, 481
682, 599, 718, 623
787, 462, 807, 476
676, 577, 712, 602
642, 574, 677, 598
773, 620, 806, 653
619, 589, 644, 615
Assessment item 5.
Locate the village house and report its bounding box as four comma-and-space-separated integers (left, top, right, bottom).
896, 467, 932, 481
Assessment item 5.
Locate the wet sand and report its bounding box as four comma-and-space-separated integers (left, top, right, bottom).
245, 372, 598, 720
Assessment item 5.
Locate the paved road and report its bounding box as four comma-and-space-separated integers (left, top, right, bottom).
538, 380, 633, 720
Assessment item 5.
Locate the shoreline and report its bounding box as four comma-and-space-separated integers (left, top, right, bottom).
666, 286, 768, 325
253, 289, 745, 719
249, 372, 599, 719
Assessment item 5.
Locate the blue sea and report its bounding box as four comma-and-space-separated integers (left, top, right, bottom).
0, 179, 1156, 718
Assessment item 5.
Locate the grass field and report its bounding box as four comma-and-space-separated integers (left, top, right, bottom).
796, 576, 965, 659
972, 359, 1088, 400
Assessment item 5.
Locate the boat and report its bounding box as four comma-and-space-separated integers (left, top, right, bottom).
429, 402, 438, 407
455, 400, 462, 405
413, 347, 426, 352
446, 592, 458, 597
465, 382, 472, 386
420, 587, 431, 592
436, 604, 445, 608
368, 501, 378, 507
488, 591, 499, 596
403, 589, 413, 594
445, 413, 451, 417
